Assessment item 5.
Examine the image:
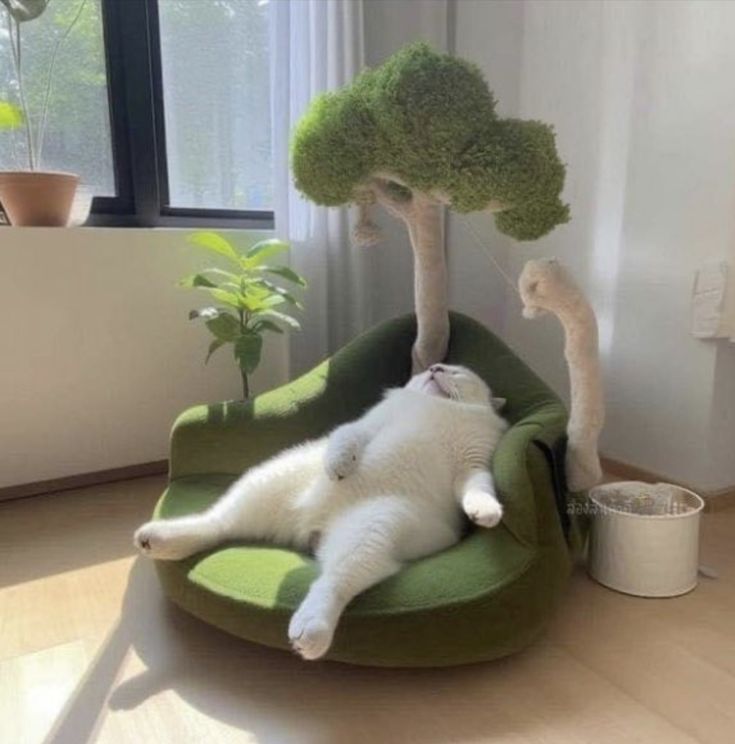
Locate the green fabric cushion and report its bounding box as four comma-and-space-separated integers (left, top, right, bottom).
153, 312, 573, 667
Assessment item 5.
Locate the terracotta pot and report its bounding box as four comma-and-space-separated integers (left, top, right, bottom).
0, 171, 79, 226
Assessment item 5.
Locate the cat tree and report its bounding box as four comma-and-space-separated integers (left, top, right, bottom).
293, 42, 603, 492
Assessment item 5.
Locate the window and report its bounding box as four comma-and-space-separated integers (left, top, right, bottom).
158, 0, 272, 212
0, 0, 274, 228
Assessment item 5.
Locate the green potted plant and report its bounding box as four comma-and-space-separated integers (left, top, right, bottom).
181, 231, 307, 400
0, 0, 85, 226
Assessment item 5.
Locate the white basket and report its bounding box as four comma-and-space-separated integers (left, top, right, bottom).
587, 481, 705, 597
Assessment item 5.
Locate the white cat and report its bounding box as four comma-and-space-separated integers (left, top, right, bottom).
134, 363, 508, 660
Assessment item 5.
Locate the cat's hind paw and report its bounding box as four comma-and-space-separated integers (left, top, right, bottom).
134, 521, 199, 561
288, 606, 335, 661
462, 491, 503, 528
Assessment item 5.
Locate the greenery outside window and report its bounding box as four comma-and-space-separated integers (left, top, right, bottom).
0, 0, 274, 228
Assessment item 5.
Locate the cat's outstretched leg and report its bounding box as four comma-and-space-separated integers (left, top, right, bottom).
135, 442, 323, 560
288, 497, 458, 660
456, 468, 503, 528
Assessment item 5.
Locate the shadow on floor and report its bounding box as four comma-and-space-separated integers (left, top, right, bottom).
42, 558, 561, 744
0, 476, 165, 588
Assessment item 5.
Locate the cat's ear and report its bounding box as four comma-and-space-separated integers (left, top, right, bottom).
491, 397, 507, 412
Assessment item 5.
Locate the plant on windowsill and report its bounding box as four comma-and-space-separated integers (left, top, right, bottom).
181, 231, 307, 401
0, 0, 86, 226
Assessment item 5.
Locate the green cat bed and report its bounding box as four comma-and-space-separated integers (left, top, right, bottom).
152, 313, 575, 667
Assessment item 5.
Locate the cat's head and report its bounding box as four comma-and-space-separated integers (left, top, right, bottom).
406, 364, 505, 410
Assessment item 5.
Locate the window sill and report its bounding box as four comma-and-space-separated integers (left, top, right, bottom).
1, 224, 275, 235
86, 209, 275, 230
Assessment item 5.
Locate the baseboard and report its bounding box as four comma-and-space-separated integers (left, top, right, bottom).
601, 456, 735, 512
0, 460, 169, 503
703, 484, 735, 512
600, 456, 687, 487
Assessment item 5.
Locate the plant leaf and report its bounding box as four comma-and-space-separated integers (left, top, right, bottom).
255, 309, 301, 329
188, 231, 240, 265
237, 282, 290, 312
236, 290, 270, 312
209, 288, 244, 309
253, 319, 284, 334
243, 282, 271, 300
234, 333, 263, 375
205, 338, 226, 364
1, 0, 49, 22
262, 265, 308, 287
220, 281, 243, 293
205, 313, 241, 342
243, 239, 289, 266
189, 306, 220, 321
278, 293, 302, 309
260, 294, 287, 309
258, 279, 303, 309
0, 101, 23, 130
239, 298, 265, 313
200, 268, 240, 282
179, 273, 218, 289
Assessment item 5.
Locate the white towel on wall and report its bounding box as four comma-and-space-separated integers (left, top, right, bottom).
691, 260, 735, 340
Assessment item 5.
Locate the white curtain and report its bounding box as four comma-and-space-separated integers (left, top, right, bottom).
270, 0, 373, 376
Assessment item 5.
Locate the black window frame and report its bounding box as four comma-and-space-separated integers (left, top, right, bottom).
89, 0, 274, 229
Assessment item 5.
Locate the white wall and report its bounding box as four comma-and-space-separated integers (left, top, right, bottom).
446, 0, 521, 339
0, 228, 288, 487
452, 0, 735, 490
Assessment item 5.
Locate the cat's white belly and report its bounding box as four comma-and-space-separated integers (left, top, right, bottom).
291, 433, 458, 544
356, 435, 454, 501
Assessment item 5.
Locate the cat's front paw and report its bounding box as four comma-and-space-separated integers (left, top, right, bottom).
462, 491, 503, 528
324, 439, 360, 481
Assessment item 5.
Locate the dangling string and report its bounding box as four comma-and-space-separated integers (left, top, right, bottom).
454, 215, 522, 299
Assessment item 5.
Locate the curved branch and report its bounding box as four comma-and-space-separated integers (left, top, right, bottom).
519, 259, 604, 491
369, 177, 415, 221
371, 171, 508, 214
352, 201, 382, 247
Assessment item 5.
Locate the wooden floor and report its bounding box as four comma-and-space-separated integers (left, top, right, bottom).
1, 476, 734, 744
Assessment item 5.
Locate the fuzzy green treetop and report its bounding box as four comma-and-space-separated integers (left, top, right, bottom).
291, 42, 569, 370
292, 42, 568, 241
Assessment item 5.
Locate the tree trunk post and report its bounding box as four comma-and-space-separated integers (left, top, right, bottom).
406, 195, 449, 372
